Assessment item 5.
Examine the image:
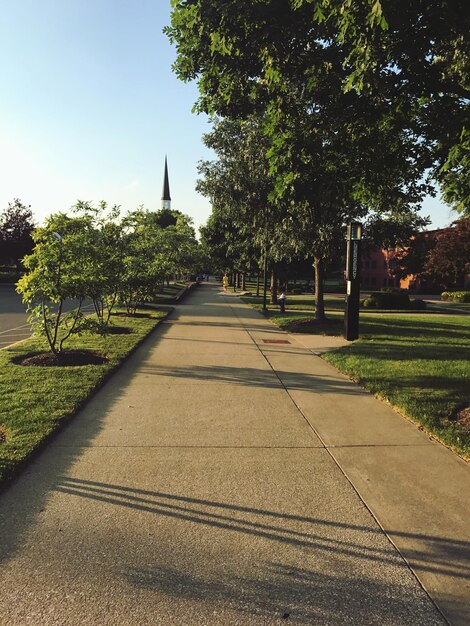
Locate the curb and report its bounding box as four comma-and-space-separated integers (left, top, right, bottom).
0, 308, 172, 495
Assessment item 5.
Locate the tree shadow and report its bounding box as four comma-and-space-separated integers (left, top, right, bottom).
341, 342, 469, 363
0, 283, 465, 625
46, 477, 464, 624
359, 315, 470, 341
136, 362, 365, 394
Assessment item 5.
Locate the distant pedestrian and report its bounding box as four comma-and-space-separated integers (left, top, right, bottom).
223, 274, 229, 292
279, 291, 286, 313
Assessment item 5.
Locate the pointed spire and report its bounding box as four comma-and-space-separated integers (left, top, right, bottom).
161, 156, 171, 209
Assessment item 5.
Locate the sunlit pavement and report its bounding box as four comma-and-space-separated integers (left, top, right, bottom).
0, 283, 468, 625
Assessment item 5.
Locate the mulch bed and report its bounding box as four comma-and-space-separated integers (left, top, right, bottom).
13, 350, 108, 367
454, 406, 470, 433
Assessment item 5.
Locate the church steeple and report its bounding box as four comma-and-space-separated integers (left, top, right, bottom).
161, 156, 171, 210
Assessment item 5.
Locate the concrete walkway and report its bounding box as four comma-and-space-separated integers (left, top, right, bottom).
0, 284, 468, 625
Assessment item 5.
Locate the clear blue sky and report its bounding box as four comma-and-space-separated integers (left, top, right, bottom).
0, 0, 457, 232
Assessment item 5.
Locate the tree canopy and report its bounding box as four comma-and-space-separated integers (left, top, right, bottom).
0, 199, 35, 268
167, 0, 469, 212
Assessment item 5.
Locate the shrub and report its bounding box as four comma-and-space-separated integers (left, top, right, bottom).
441, 291, 470, 303
410, 298, 427, 310
367, 290, 410, 309
362, 298, 376, 308
291, 288, 302, 294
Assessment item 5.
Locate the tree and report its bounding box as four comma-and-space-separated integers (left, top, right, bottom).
166, 2, 435, 317
424, 218, 470, 289
364, 212, 431, 250
119, 208, 201, 313
72, 200, 125, 325
197, 116, 281, 303
296, 0, 470, 213
0, 199, 35, 269
167, 0, 469, 210
17, 213, 99, 355
393, 232, 438, 284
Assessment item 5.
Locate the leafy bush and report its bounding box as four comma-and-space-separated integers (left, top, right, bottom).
441, 291, 470, 303
291, 288, 303, 294
362, 298, 376, 308
410, 298, 427, 310
368, 290, 410, 309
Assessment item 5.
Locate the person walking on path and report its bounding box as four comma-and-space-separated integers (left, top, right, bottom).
222, 273, 229, 292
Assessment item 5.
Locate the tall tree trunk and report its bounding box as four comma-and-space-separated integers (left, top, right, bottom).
256, 272, 260, 297
314, 256, 326, 320
270, 266, 278, 304
241, 273, 246, 290
237, 272, 241, 288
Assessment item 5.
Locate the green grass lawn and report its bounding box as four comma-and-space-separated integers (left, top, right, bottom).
0, 308, 170, 487
241, 293, 344, 312
322, 313, 470, 458
240, 293, 460, 315
242, 297, 470, 459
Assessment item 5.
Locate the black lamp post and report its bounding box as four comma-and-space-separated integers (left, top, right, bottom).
262, 245, 268, 311
344, 221, 363, 341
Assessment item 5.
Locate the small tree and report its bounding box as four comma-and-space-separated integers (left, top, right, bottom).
17, 213, 99, 355
71, 201, 125, 325
424, 218, 470, 289
119, 209, 173, 314
0, 199, 35, 270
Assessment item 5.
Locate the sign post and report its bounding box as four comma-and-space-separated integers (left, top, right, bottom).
344, 222, 363, 341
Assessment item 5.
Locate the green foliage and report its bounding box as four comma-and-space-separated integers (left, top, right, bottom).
120, 208, 201, 314
17, 213, 99, 355
362, 297, 376, 309
197, 116, 277, 274
315, 1, 469, 211
439, 128, 470, 215
167, 1, 438, 321
167, 0, 469, 212
410, 298, 427, 310
368, 289, 411, 309
364, 212, 431, 250
323, 312, 470, 459
424, 218, 470, 289
0, 308, 169, 485
16, 204, 202, 352
360, 294, 423, 311
441, 291, 470, 303
0, 198, 35, 268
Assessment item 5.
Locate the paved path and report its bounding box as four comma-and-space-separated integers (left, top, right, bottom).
0, 284, 468, 625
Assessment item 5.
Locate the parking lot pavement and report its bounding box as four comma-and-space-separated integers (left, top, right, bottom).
0, 285, 29, 348
0, 285, 95, 349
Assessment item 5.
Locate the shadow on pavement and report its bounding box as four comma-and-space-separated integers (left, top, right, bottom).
136, 362, 364, 394
50, 476, 463, 624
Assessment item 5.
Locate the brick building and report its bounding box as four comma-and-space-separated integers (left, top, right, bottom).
361, 228, 469, 292
360, 247, 401, 290
361, 246, 438, 291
